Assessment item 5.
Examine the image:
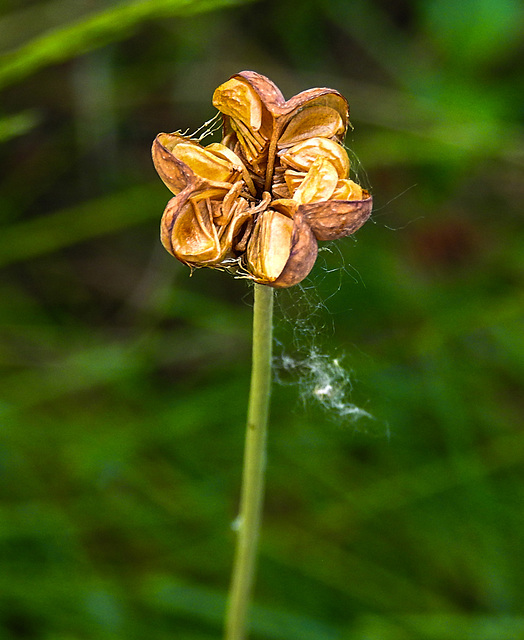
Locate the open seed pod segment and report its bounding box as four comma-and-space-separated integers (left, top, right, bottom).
152, 71, 372, 288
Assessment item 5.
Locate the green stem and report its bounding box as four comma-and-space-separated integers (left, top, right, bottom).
224, 283, 274, 640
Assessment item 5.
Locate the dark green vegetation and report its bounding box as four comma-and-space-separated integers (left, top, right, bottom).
1, 0, 523, 638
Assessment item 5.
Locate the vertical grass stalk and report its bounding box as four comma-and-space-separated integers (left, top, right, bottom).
225, 283, 274, 640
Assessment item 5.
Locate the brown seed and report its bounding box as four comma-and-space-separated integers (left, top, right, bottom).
292, 157, 339, 205
280, 137, 350, 178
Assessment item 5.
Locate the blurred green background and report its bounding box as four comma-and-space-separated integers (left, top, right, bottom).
1, 0, 523, 638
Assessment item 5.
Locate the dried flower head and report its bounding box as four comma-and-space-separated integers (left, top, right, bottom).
152, 71, 372, 288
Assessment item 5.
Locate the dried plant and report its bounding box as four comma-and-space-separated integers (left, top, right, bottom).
152, 71, 372, 640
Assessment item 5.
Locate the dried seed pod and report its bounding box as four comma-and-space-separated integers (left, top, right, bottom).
154, 70, 373, 287
212, 77, 263, 133
152, 133, 196, 196
212, 77, 271, 177
245, 204, 318, 288
153, 132, 261, 268
165, 195, 222, 264
152, 133, 246, 198
246, 210, 293, 282
160, 184, 256, 266
300, 192, 373, 241
277, 105, 346, 148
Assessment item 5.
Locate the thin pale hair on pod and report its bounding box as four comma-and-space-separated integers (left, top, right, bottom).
172, 112, 223, 143
192, 111, 223, 142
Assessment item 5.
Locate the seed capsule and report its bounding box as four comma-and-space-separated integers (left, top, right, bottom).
152, 133, 245, 198
213, 77, 270, 175
160, 185, 257, 267
300, 195, 373, 241
277, 105, 345, 148
154, 70, 373, 288
245, 206, 318, 288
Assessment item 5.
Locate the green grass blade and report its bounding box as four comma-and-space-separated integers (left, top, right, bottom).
0, 0, 254, 91
0, 110, 40, 143
0, 183, 165, 267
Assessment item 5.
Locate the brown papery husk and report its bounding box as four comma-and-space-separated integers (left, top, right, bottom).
271, 210, 319, 288
277, 105, 346, 149
160, 188, 206, 259
153, 133, 238, 198
161, 189, 251, 266
235, 71, 348, 135
300, 193, 373, 241
152, 134, 197, 195
160, 188, 228, 265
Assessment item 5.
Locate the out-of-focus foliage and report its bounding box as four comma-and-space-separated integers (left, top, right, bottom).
1, 0, 523, 638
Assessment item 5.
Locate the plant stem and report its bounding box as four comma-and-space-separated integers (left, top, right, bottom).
225, 283, 274, 640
